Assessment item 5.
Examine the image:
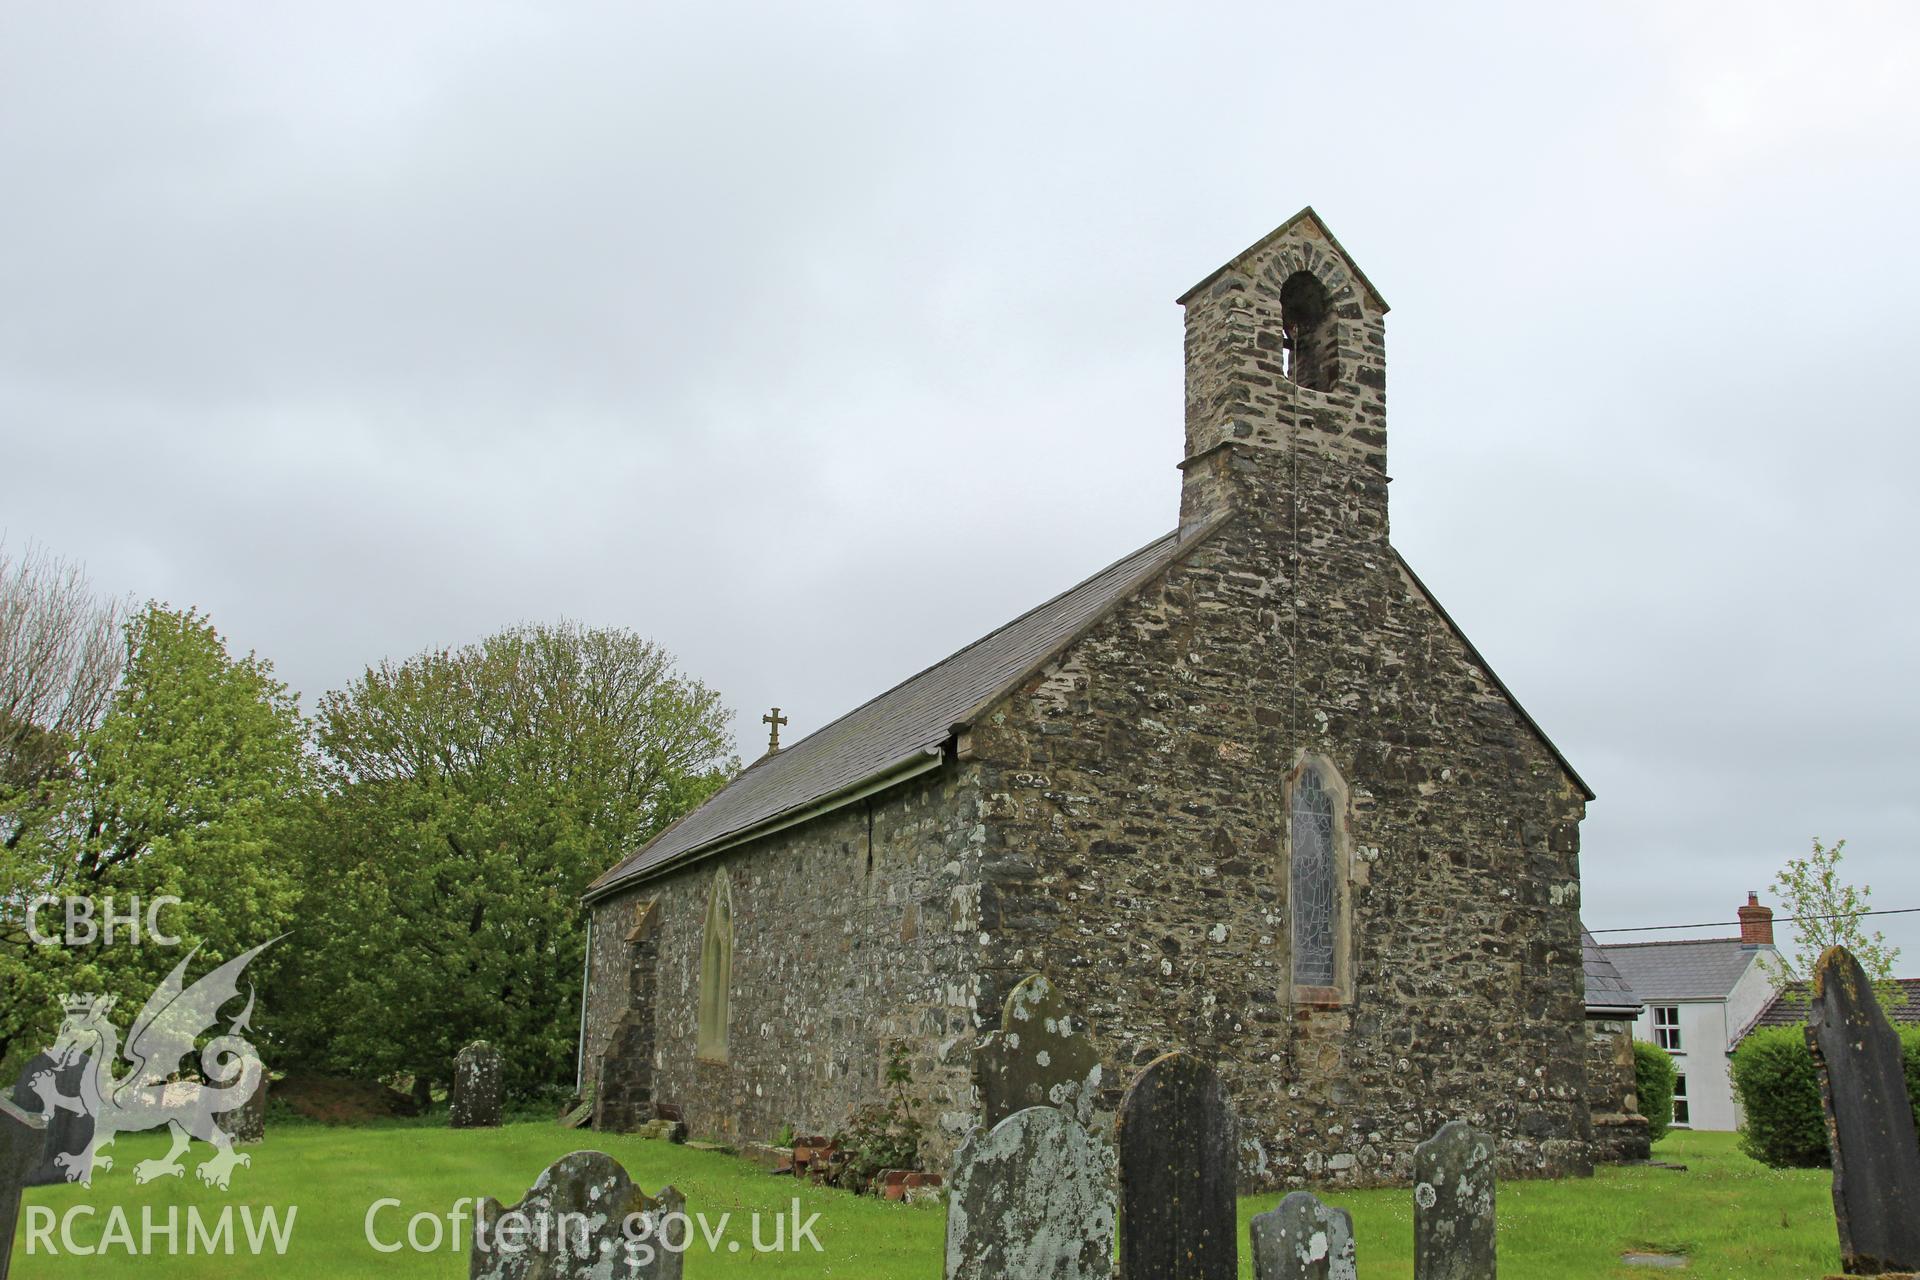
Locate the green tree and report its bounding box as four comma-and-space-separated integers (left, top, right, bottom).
0, 604, 309, 1065
1763, 837, 1903, 1010
278, 621, 734, 1101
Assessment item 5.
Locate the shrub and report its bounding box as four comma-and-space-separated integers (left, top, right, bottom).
1905, 1027, 1920, 1123
1731, 1023, 1920, 1168
1633, 1040, 1676, 1144
1731, 1026, 1829, 1167
830, 1041, 923, 1194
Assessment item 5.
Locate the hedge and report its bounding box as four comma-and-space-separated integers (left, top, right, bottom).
1634, 1040, 1676, 1144
1729, 1023, 1920, 1168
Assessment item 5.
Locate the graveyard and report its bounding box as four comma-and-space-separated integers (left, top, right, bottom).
0, 1121, 1851, 1277
5, 7, 1918, 1275
6, 949, 1917, 1276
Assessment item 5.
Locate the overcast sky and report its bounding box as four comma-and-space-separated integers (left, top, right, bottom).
3, 2, 1915, 963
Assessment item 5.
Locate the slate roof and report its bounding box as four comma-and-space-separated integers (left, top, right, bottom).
1582, 928, 1640, 1015
589, 494, 1595, 900
1599, 937, 1769, 1003
587, 521, 1226, 897
1739, 977, 1920, 1042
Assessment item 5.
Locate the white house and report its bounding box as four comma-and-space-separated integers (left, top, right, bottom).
1601, 893, 1782, 1132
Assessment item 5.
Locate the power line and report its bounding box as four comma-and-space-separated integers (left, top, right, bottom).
1589, 907, 1920, 936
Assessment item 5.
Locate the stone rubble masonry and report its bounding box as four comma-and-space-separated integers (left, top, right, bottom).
583, 211, 1593, 1186
595, 901, 661, 1132
1584, 1017, 1650, 1163
585, 767, 987, 1166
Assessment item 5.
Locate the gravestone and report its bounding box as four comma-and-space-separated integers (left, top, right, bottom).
217, 1070, 268, 1145
974, 973, 1104, 1129
451, 1041, 503, 1129
471, 1149, 684, 1280
1806, 945, 1920, 1275
1412, 1120, 1496, 1280
1116, 1052, 1237, 1280
1250, 1190, 1357, 1280
945, 1105, 1114, 1280
8, 1053, 91, 1186
0, 1097, 48, 1280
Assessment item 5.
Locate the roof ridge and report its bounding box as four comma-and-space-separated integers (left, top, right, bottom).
1393, 550, 1593, 801
588, 519, 1230, 897
750, 526, 1184, 764
1600, 935, 1745, 949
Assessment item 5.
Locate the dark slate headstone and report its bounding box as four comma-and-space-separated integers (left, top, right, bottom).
471, 1149, 684, 1280
1806, 945, 1920, 1275
1250, 1190, 1356, 1280
0, 1098, 48, 1280
1116, 1051, 1237, 1280
451, 1041, 504, 1129
974, 973, 1105, 1130
945, 1105, 1114, 1280
1413, 1120, 1496, 1280
8, 1054, 91, 1187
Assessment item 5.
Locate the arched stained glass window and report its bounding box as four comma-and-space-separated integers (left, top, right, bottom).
697, 871, 733, 1061
1290, 766, 1338, 987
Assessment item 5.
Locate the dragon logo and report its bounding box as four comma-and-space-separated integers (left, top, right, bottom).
20, 938, 277, 1190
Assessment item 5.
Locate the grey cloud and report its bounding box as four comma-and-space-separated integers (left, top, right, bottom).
3, 0, 1915, 960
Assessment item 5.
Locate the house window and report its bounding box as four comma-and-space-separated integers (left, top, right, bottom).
1653, 1005, 1682, 1052
1290, 759, 1336, 990
697, 870, 733, 1062
1673, 1072, 1690, 1127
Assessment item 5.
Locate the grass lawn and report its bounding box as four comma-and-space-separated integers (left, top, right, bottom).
9, 1125, 1840, 1277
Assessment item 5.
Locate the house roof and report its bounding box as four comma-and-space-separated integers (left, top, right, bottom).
1582, 928, 1640, 1015
586, 519, 1230, 898
1739, 977, 1920, 1042
1599, 937, 1769, 1003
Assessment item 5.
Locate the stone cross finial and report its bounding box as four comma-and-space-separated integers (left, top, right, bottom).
762, 707, 788, 753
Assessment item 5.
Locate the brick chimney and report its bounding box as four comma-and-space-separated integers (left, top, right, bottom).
1738, 891, 1775, 946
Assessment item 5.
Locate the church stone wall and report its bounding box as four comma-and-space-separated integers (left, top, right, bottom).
963, 511, 1592, 1189
583, 764, 987, 1165
583, 210, 1594, 1190
1585, 1016, 1651, 1163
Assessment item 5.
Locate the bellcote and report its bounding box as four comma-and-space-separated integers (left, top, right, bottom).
1177, 208, 1390, 534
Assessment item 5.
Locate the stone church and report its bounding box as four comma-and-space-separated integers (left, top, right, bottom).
582, 208, 1597, 1187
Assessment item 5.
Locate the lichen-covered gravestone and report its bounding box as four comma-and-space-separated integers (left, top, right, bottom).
1412, 1120, 1495, 1280
1806, 945, 1920, 1275
217, 1071, 268, 1145
1116, 1051, 1237, 1280
471, 1149, 684, 1280
0, 1096, 48, 1280
945, 1105, 1115, 1280
1250, 1190, 1356, 1280
451, 1041, 503, 1129
9, 1052, 92, 1186
974, 973, 1105, 1129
